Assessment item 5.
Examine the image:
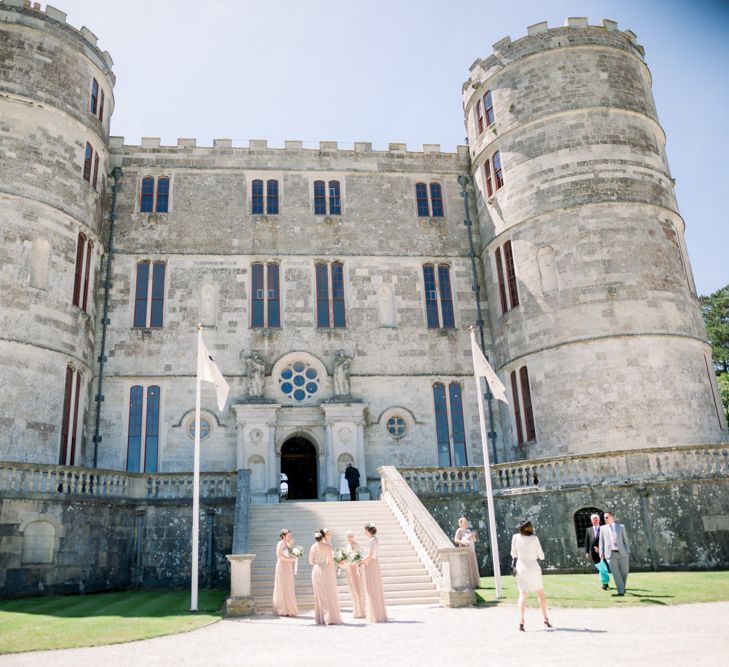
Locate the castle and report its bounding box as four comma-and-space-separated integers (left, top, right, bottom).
1, 1, 727, 598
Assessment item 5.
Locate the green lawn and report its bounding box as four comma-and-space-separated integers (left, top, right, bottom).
0, 590, 225, 655
475, 571, 729, 608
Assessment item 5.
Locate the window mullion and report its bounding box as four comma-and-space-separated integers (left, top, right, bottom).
435, 275, 443, 329
139, 387, 148, 467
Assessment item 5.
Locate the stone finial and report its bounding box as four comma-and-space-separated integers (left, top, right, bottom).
565, 17, 589, 28
492, 36, 511, 51
141, 137, 161, 148
178, 138, 196, 147
602, 18, 618, 31
388, 142, 406, 153
284, 140, 303, 151
320, 141, 338, 151
354, 142, 372, 153
527, 21, 548, 36
79, 26, 98, 46
214, 138, 232, 148
423, 144, 441, 153
45, 5, 67, 22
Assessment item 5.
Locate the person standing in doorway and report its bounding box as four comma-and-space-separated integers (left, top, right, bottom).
599, 511, 630, 596
584, 513, 610, 590
344, 463, 360, 501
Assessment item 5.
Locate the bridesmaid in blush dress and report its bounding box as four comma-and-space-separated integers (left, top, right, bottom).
359, 523, 387, 623
343, 530, 365, 618
309, 527, 342, 625
272, 529, 298, 617
454, 516, 480, 589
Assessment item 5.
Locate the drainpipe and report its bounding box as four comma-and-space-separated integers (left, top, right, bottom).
458, 174, 498, 464
92, 166, 123, 468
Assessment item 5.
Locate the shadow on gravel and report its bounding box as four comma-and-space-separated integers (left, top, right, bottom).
549, 628, 608, 634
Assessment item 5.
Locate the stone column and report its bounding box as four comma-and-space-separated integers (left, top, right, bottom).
321, 402, 368, 499
232, 469, 251, 554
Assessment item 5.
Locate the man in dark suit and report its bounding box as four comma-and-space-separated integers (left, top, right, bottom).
344, 463, 360, 501
584, 513, 610, 590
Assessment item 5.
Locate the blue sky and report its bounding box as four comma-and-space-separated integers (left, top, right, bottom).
54, 0, 728, 295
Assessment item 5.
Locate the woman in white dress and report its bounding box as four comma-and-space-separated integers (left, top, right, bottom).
510, 519, 552, 632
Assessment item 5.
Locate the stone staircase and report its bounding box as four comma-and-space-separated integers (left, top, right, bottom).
249, 500, 440, 612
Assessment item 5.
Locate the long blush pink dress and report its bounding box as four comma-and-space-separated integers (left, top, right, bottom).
344, 541, 365, 618
454, 527, 480, 589
272, 539, 298, 617
309, 542, 342, 625
361, 537, 387, 623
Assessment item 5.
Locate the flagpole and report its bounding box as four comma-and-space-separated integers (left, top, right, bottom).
470, 328, 503, 599
191, 323, 203, 612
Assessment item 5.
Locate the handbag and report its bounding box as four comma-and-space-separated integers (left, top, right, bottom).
510, 558, 517, 577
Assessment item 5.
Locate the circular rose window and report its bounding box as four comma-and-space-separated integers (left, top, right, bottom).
188, 418, 211, 441
386, 416, 406, 439
278, 360, 320, 402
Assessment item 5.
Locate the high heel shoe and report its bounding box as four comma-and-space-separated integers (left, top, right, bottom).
519, 622, 525, 632
544, 618, 553, 629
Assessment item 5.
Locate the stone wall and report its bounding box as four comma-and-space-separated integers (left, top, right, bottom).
420, 478, 729, 576
0, 492, 235, 598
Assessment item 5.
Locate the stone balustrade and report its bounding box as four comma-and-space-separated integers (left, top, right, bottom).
0, 461, 237, 500
379, 465, 475, 606
399, 443, 729, 496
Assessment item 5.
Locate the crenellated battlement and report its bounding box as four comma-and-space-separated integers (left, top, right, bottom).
0, 0, 114, 80
463, 17, 644, 95
109, 136, 470, 167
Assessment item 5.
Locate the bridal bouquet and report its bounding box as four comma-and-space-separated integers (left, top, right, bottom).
349, 550, 362, 563
291, 545, 304, 574
333, 548, 348, 565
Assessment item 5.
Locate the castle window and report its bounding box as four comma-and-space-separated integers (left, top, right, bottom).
59, 365, 82, 466
83, 143, 93, 182
493, 151, 504, 189
494, 241, 519, 314
92, 154, 100, 189
126, 384, 160, 473
422, 264, 455, 329
432, 382, 468, 466
90, 78, 99, 115
140, 176, 171, 213
251, 179, 280, 215
133, 261, 166, 328
315, 261, 346, 328
415, 182, 445, 217
483, 90, 495, 126
511, 365, 536, 446
72, 232, 93, 312
314, 180, 342, 215
474, 90, 494, 134
386, 416, 407, 439
99, 89, 105, 123
483, 159, 493, 198
251, 262, 281, 329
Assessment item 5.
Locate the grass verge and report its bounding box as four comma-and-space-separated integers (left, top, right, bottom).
0, 589, 225, 655
475, 571, 729, 608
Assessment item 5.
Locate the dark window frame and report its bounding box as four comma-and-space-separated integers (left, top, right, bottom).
493, 151, 504, 190
520, 366, 536, 442
251, 261, 281, 329
90, 78, 99, 115
83, 143, 93, 182
503, 240, 519, 309
416, 182, 430, 217
483, 90, 495, 126
430, 183, 444, 217
510, 370, 524, 446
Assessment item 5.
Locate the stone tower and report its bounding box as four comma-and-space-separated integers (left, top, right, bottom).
464, 18, 727, 459
0, 2, 115, 464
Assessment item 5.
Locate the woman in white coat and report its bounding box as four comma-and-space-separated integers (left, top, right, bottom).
510, 519, 552, 632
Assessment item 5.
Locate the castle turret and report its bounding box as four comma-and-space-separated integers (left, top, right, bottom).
464, 18, 727, 458
0, 1, 115, 464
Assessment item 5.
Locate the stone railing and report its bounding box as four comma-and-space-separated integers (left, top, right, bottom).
379, 465, 474, 606
0, 461, 237, 500
399, 443, 729, 496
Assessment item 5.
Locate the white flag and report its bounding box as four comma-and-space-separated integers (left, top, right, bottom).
470, 329, 508, 403
198, 335, 230, 412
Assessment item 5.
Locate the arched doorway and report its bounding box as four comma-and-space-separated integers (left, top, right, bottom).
281, 437, 318, 500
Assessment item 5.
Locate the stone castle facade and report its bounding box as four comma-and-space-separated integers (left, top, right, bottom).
1, 2, 728, 595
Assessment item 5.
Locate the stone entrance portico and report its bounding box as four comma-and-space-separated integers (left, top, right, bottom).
232, 401, 367, 502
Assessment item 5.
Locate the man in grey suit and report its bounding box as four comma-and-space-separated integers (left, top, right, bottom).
599, 511, 630, 595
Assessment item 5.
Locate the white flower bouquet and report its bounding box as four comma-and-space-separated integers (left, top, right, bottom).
349, 550, 363, 563
333, 548, 348, 564
291, 545, 304, 558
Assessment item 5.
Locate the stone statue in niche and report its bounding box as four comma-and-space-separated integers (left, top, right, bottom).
246, 353, 266, 398
333, 351, 352, 397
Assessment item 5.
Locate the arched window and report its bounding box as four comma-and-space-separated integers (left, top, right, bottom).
328, 180, 341, 215
416, 183, 429, 217
483, 90, 495, 126
432, 381, 468, 466
126, 384, 160, 472
251, 262, 280, 329
422, 264, 455, 329
315, 262, 346, 328
134, 261, 166, 328
313, 180, 326, 215
574, 507, 604, 548
251, 179, 264, 214
267, 179, 279, 215
156, 177, 170, 213
493, 151, 504, 189
313, 180, 342, 215
430, 183, 444, 217
140, 177, 155, 212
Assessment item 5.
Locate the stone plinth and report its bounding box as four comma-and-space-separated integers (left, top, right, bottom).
225, 554, 256, 617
